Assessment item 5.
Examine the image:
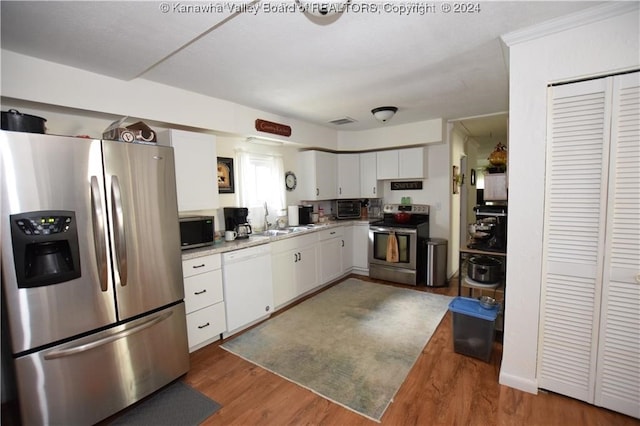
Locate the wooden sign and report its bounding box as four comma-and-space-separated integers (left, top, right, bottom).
390, 181, 423, 191
255, 119, 291, 137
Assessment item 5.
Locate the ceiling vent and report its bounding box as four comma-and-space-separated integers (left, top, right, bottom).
329, 117, 356, 125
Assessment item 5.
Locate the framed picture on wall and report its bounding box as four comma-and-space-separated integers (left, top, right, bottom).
217, 157, 234, 194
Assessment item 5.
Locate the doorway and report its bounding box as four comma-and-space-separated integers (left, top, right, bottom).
450, 112, 508, 277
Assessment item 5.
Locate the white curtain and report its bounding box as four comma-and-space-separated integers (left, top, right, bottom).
236, 149, 285, 230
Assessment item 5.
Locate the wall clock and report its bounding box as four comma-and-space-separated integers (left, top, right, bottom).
285, 171, 297, 191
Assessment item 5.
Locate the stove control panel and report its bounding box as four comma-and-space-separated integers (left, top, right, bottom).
383, 204, 430, 214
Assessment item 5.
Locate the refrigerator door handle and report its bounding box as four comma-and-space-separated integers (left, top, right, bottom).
43, 310, 173, 360
90, 176, 109, 292
111, 175, 128, 287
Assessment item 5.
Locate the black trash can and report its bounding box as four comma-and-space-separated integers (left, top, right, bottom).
425, 238, 448, 287
448, 297, 499, 362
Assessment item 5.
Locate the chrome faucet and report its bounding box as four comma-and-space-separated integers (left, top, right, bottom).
264, 202, 272, 230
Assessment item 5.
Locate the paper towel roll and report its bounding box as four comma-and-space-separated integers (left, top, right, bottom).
288, 205, 299, 226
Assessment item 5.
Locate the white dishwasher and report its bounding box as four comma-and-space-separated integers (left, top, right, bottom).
222, 244, 274, 335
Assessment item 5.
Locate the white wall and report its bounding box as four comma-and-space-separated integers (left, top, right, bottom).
2, 50, 446, 154
499, 3, 639, 393
1, 50, 338, 149
464, 138, 480, 225
337, 118, 444, 150
449, 124, 467, 276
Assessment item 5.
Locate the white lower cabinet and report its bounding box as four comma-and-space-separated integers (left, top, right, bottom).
318, 227, 344, 284
272, 233, 319, 309
343, 225, 354, 273
351, 222, 370, 275
185, 304, 226, 351
182, 254, 226, 352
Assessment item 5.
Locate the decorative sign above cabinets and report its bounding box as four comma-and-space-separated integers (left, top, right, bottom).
255, 119, 291, 137
390, 181, 423, 191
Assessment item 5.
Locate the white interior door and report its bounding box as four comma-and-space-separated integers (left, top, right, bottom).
538, 77, 612, 402
594, 72, 640, 419
539, 72, 640, 419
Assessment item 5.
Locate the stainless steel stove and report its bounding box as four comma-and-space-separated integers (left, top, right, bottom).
368, 204, 430, 285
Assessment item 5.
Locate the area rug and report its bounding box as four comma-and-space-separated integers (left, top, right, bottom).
221, 278, 452, 422
110, 381, 221, 425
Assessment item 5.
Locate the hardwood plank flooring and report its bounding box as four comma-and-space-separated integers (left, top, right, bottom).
3, 275, 638, 425
185, 275, 639, 426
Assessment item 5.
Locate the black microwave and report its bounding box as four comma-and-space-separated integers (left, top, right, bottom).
179, 216, 214, 250
334, 199, 362, 219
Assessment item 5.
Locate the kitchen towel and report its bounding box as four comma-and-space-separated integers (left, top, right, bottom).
386, 231, 399, 262
288, 205, 299, 226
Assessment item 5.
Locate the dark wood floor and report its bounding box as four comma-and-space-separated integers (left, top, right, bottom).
185, 275, 639, 426
3, 275, 639, 425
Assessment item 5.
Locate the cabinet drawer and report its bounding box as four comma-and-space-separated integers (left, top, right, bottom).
318, 227, 343, 241
184, 269, 223, 313
186, 302, 226, 349
183, 254, 221, 278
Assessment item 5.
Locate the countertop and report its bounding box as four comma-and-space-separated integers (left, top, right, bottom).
181, 219, 374, 260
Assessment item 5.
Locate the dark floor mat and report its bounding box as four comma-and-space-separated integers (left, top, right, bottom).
110, 381, 221, 425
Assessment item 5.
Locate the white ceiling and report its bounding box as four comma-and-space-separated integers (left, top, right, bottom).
1, 0, 601, 140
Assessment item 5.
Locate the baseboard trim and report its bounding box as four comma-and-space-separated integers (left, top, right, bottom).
499, 371, 539, 395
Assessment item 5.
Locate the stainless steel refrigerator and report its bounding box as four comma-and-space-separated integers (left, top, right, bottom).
0, 131, 190, 425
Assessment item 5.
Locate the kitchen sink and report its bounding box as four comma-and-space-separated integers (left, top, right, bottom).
258, 226, 317, 237
259, 229, 293, 236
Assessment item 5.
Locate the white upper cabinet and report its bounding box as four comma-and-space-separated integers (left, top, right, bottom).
157, 129, 219, 212
297, 150, 338, 200
484, 173, 508, 201
376, 147, 426, 179
359, 152, 382, 198
399, 147, 426, 178
337, 154, 360, 199
376, 150, 398, 179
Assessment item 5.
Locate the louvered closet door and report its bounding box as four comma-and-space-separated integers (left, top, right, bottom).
538, 77, 612, 402
595, 72, 640, 419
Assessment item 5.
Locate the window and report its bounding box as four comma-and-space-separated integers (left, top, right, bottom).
237, 150, 285, 229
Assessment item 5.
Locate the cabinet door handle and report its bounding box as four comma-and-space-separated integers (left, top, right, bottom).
341, 240, 345, 247
316, 188, 319, 196
294, 253, 299, 263
90, 176, 108, 292
194, 289, 207, 295
193, 264, 206, 269
373, 187, 376, 194
111, 176, 127, 287
197, 322, 210, 329
298, 252, 302, 262
339, 187, 342, 195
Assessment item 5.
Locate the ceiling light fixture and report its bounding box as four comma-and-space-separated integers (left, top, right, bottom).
295, 1, 350, 24
371, 106, 398, 123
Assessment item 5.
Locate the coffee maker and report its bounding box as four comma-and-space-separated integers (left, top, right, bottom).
223, 207, 252, 239
467, 205, 507, 252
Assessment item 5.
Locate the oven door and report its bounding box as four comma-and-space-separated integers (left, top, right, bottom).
368, 226, 417, 269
